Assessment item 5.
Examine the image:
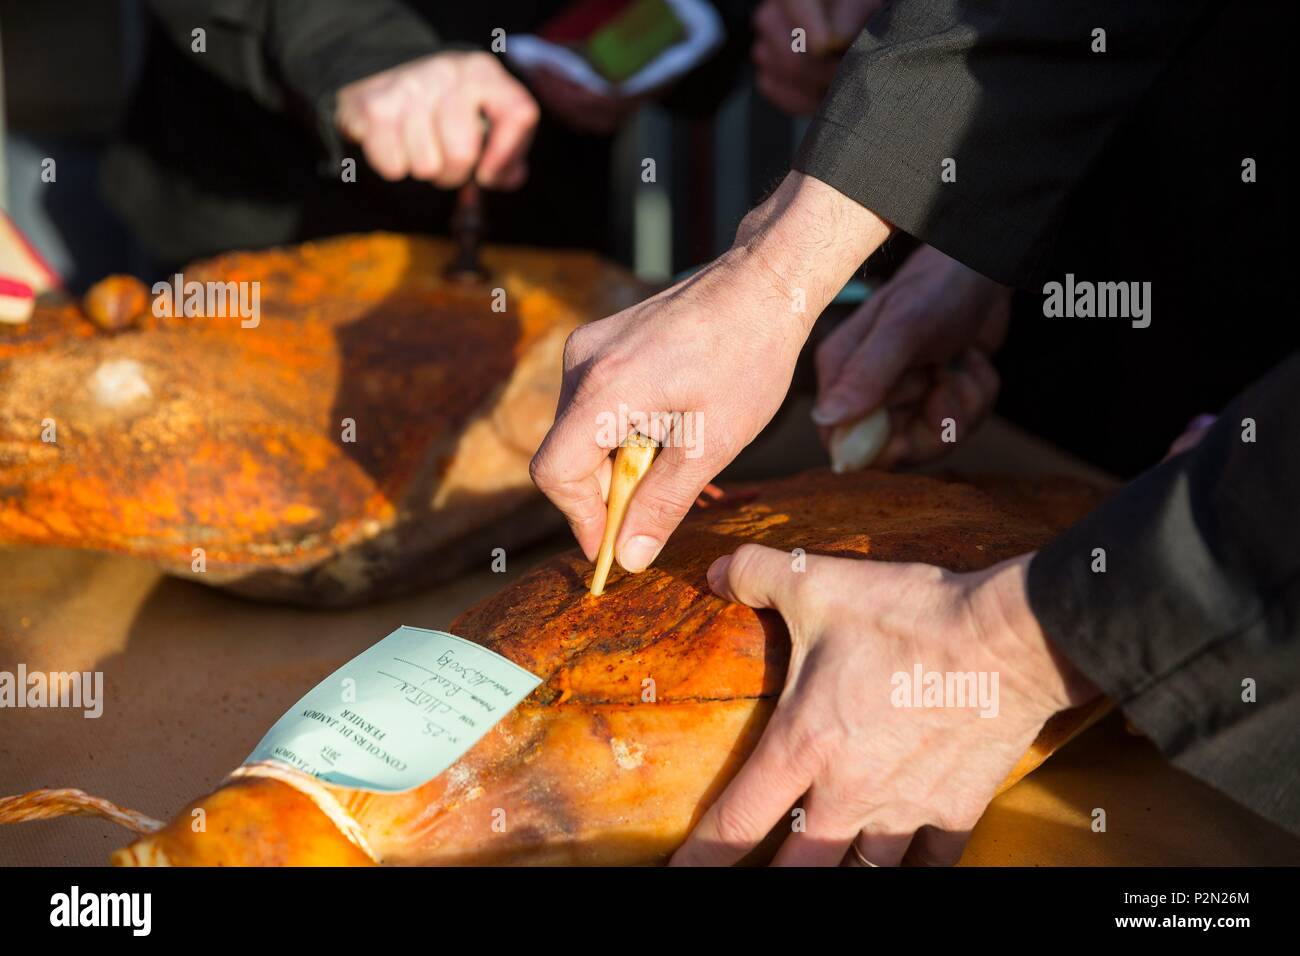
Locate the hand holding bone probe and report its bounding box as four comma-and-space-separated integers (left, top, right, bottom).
335, 51, 537, 189
531, 173, 893, 571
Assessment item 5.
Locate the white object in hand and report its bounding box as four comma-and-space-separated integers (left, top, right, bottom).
590, 433, 659, 596
829, 408, 890, 474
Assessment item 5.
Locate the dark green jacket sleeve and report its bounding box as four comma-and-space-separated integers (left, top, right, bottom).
1028, 354, 1300, 834
144, 0, 442, 158
793, 0, 1212, 286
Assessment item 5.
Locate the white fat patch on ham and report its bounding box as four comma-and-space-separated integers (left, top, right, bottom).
443, 762, 479, 797
89, 359, 152, 408
609, 737, 645, 770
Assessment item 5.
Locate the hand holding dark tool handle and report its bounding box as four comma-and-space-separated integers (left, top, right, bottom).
444, 115, 491, 282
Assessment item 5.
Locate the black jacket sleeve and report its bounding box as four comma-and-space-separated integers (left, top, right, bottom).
792, 0, 1212, 286
144, 0, 442, 160
1028, 354, 1300, 834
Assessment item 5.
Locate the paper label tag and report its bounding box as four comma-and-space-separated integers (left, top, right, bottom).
243, 626, 541, 793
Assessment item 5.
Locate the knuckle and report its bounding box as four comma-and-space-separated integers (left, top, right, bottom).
728, 542, 768, 583
426, 59, 455, 86
465, 50, 497, 72
836, 361, 874, 391
579, 354, 627, 398
880, 801, 927, 830
398, 73, 425, 99
365, 96, 405, 126
876, 317, 917, 351
368, 152, 405, 180
409, 153, 441, 179
561, 327, 592, 370
437, 149, 474, 181
512, 95, 541, 126
527, 451, 553, 489
635, 485, 688, 533
711, 800, 762, 848
919, 561, 951, 588
448, 135, 480, 165
782, 712, 833, 772
569, 363, 611, 409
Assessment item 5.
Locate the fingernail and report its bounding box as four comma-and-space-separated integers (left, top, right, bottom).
706, 555, 732, 591
811, 397, 849, 426
618, 535, 662, 573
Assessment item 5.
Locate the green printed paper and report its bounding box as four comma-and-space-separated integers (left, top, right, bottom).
587, 0, 685, 83
244, 626, 541, 793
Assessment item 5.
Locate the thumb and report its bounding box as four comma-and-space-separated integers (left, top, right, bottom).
707, 543, 806, 612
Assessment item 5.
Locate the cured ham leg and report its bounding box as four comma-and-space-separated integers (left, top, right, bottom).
0, 234, 648, 605
0, 469, 1111, 865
